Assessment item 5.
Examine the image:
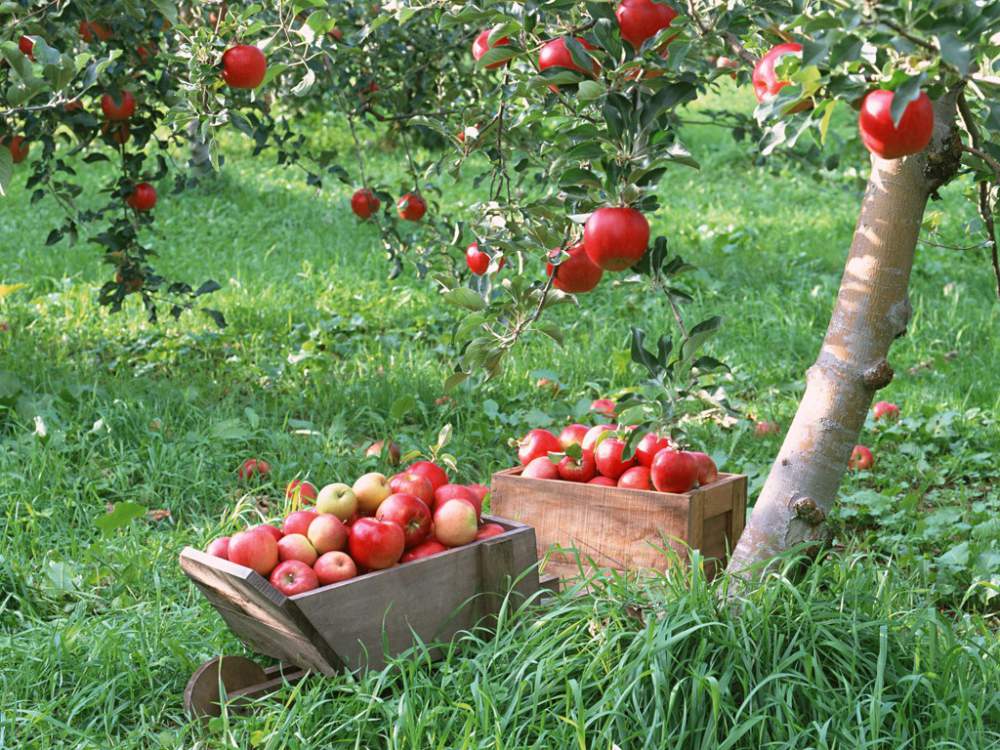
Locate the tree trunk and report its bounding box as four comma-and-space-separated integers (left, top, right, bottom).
726, 92, 962, 576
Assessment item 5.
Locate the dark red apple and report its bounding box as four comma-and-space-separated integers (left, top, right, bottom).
237, 457, 270, 481
348, 517, 405, 569
375, 493, 433, 549
546, 243, 603, 293
283, 510, 319, 537
401, 539, 448, 562
617, 466, 652, 490
407, 460, 449, 491
538, 37, 599, 89
126, 182, 157, 212
269, 560, 318, 596
650, 449, 698, 493
522, 456, 560, 480
397, 192, 426, 221
388, 472, 435, 507
615, 0, 678, 49
858, 90, 933, 159
594, 438, 636, 480
752, 43, 802, 102
583, 207, 649, 271
558, 424, 590, 450
351, 188, 381, 219
557, 450, 597, 482
517, 428, 562, 465
635, 433, 671, 467
222, 44, 267, 89
101, 90, 135, 121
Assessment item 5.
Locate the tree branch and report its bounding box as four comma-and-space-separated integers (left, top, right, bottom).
957, 93, 1000, 299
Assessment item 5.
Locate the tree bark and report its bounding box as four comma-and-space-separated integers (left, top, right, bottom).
726, 91, 962, 576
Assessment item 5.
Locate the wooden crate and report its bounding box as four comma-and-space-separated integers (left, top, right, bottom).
490, 468, 747, 579
179, 515, 543, 674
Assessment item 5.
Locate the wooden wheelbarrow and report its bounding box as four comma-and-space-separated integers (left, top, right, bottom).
179, 515, 552, 717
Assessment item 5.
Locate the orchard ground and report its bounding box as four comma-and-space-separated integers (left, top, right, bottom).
1, 86, 999, 747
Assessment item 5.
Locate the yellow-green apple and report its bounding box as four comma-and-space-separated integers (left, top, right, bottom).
351, 473, 390, 515
687, 451, 718, 485
307, 514, 348, 554
475, 523, 506, 540
407, 460, 449, 491
269, 560, 318, 596
873, 401, 900, 421
581, 424, 617, 452
617, 466, 652, 490
388, 472, 434, 507
433, 484, 481, 518
517, 429, 561, 465
237, 457, 270, 481
282, 510, 319, 537
228, 528, 278, 575
365, 439, 401, 465
285, 479, 318, 504
313, 551, 357, 585
375, 493, 432, 548
558, 424, 589, 450
401, 539, 448, 562
650, 450, 698, 493
588, 476, 617, 486
557, 450, 596, 482
433, 499, 479, 547
206, 537, 230, 558
595, 438, 636, 480
848, 445, 874, 471
252, 524, 283, 542
317, 482, 359, 520
521, 456, 560, 480
348, 518, 405, 569
277, 533, 318, 565
635, 433, 670, 467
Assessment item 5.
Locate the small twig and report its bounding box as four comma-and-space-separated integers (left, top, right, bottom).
875, 19, 938, 54
957, 93, 1000, 299
665, 292, 689, 339
346, 112, 369, 187
961, 144, 1000, 181
919, 238, 990, 252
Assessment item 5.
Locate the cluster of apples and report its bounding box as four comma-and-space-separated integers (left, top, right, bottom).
205, 459, 501, 596
516, 423, 719, 494
350, 187, 427, 223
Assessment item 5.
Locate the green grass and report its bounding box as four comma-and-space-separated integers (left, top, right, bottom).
1, 90, 999, 747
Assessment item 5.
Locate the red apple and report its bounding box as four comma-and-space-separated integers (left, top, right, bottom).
522, 456, 560, 480
466, 242, 505, 275
101, 91, 135, 121
752, 43, 803, 102
616, 0, 678, 50
313, 551, 357, 585
348, 517, 405, 569
376, 493, 433, 548
252, 524, 283, 543
126, 182, 157, 212
650, 449, 698, 493
318, 482, 360, 520
754, 421, 781, 438
858, 90, 933, 159
286, 479, 318, 504
466, 483, 490, 505
582, 424, 617, 452
433, 499, 479, 547
277, 533, 318, 566
206, 537, 230, 558
401, 539, 448, 562
617, 465, 653, 490
79, 20, 112, 43
538, 37, 599, 91
558, 424, 590, 450
590, 398, 617, 418
351, 188, 380, 219
687, 451, 719, 486
546, 243, 603, 293
635, 433, 671, 467
307, 514, 348, 554
407, 460, 449, 491
237, 457, 270, 481
222, 44, 267, 89
584, 207, 649, 271
472, 28, 510, 69
517, 429, 562, 465
269, 560, 318, 596
873, 401, 900, 421
4, 136, 30, 164
283, 510, 319, 537
365, 439, 401, 465
433, 484, 481, 518
588, 476, 618, 486
476, 523, 506, 540
397, 192, 426, 221
594, 438, 637, 480
18, 35, 34, 61
388, 472, 435, 508
848, 445, 874, 471
227, 528, 278, 575
557, 450, 597, 483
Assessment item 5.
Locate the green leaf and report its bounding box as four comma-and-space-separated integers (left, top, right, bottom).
390, 394, 417, 420
890, 74, 926, 128
0, 147, 11, 198
151, 0, 179, 25
681, 316, 723, 361
935, 34, 973, 77
534, 321, 564, 346
96, 502, 148, 536
444, 371, 469, 392
444, 287, 487, 311
208, 418, 251, 441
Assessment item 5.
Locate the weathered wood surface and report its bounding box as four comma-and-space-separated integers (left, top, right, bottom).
184, 656, 308, 718
491, 468, 747, 578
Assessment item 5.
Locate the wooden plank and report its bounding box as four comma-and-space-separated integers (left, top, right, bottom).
179, 547, 342, 675
492, 468, 746, 579
293, 523, 538, 672
730, 475, 748, 549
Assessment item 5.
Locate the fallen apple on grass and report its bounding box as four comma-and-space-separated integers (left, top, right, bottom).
873, 401, 900, 421
365, 439, 401, 465
237, 457, 270, 481
286, 479, 318, 504
849, 445, 874, 471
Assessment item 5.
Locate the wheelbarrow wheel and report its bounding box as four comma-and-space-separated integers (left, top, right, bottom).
184, 655, 268, 718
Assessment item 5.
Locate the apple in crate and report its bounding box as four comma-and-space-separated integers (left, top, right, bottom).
595, 438, 636, 480
314, 551, 357, 585
401, 539, 448, 562
558, 424, 589, 450
522, 456, 559, 480
228, 528, 279, 575
307, 514, 348, 554
348, 518, 405, 570
206, 536, 230, 559
517, 429, 561, 465
433, 484, 481, 517
581, 424, 616, 452
434, 499, 479, 547
388, 472, 435, 507
588, 476, 617, 486
283, 510, 319, 537
635, 433, 670, 467
651, 450, 698, 493
277, 533, 318, 565
557, 450, 596, 482
253, 524, 283, 542
375, 493, 432, 549
466, 484, 490, 504
407, 460, 450, 491
476, 523, 506, 540
270, 560, 319, 596
618, 466, 652, 490
351, 473, 389, 515
317, 483, 359, 521
688, 451, 719, 485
